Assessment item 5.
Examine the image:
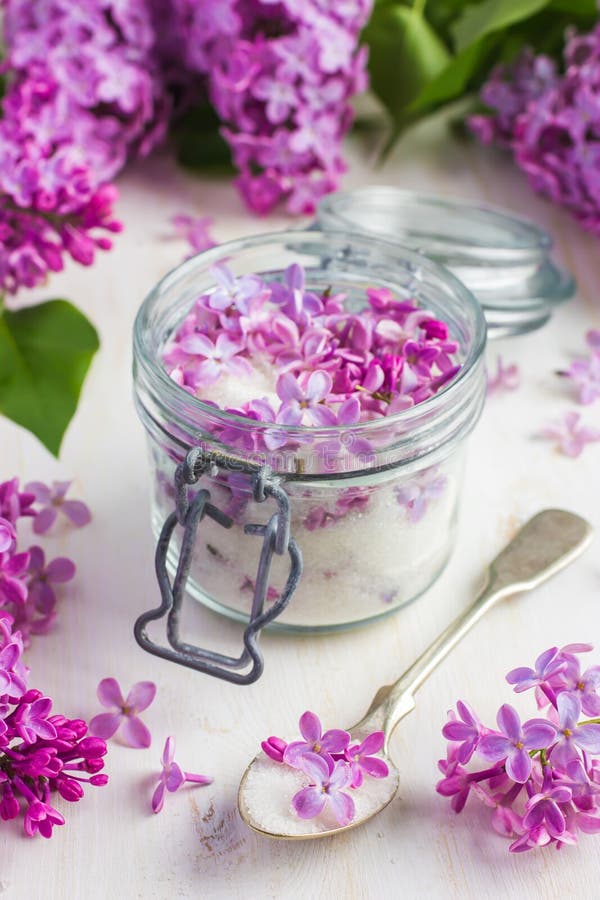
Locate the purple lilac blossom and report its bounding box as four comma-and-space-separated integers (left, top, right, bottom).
200, 2, 373, 215
292, 753, 355, 826
487, 357, 520, 394
437, 644, 600, 853
559, 331, 600, 405
261, 710, 390, 826
345, 731, 389, 788
89, 677, 156, 749
162, 263, 462, 458
539, 411, 600, 457
283, 710, 350, 768
170, 214, 217, 257
26, 481, 91, 534
151, 735, 212, 813
0, 615, 108, 838
0, 477, 81, 641
469, 27, 600, 236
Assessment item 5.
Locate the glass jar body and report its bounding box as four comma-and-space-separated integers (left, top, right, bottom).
134, 230, 486, 632
144, 432, 466, 630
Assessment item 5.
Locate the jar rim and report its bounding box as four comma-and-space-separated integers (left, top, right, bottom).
133, 228, 486, 444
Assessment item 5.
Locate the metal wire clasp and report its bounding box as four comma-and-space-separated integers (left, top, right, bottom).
134, 448, 303, 684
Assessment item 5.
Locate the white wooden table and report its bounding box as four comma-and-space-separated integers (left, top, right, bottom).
2, 119, 600, 900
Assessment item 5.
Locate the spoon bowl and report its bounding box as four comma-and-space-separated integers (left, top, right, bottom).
238, 753, 400, 839
238, 510, 593, 840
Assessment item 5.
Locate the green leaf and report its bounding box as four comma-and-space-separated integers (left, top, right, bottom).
0, 299, 99, 456
408, 34, 498, 113
549, 0, 597, 15
451, 0, 552, 52
364, 5, 451, 126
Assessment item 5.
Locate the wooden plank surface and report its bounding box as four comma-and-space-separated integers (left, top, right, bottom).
1, 117, 599, 900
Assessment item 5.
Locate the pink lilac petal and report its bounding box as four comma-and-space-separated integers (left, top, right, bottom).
299, 711, 322, 743
152, 781, 167, 814
293, 785, 327, 819
88, 712, 122, 740
97, 677, 126, 709
60, 500, 92, 527
125, 681, 157, 713
32, 507, 57, 535
45, 558, 76, 582
120, 715, 152, 749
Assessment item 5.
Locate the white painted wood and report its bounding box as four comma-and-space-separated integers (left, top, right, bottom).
1, 119, 599, 900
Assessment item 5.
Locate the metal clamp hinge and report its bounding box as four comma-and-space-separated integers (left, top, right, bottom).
134, 448, 303, 684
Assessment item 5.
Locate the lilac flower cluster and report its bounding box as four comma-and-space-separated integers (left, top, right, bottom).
470, 26, 600, 235
172, 0, 372, 215
0, 0, 171, 291
262, 710, 389, 826
0, 478, 90, 642
163, 263, 461, 454
0, 1, 371, 291
0, 613, 108, 838
437, 644, 600, 853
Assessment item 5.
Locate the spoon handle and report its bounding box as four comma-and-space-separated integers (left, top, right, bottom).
353, 509, 592, 748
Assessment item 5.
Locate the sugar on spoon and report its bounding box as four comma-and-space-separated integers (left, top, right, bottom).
238, 509, 593, 840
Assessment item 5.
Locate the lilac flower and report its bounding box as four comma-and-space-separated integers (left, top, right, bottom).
26, 546, 75, 615
23, 797, 66, 840
0, 518, 16, 554
89, 678, 156, 749
506, 647, 566, 694
557, 759, 600, 812
261, 736, 288, 763
276, 371, 336, 427
562, 662, 600, 718
345, 731, 389, 788
487, 357, 520, 394
26, 481, 91, 534
152, 736, 212, 814
436, 748, 481, 814
0, 479, 35, 524
539, 411, 600, 457
283, 710, 350, 768
271, 264, 323, 325
395, 469, 447, 524
13, 695, 57, 743
442, 701, 483, 764
551, 693, 600, 768
207, 265, 268, 317
561, 354, 600, 405
522, 785, 573, 840
292, 753, 355, 826
180, 333, 251, 385
478, 705, 556, 782
170, 214, 217, 257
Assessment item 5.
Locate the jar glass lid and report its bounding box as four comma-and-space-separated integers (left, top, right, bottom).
316, 187, 575, 338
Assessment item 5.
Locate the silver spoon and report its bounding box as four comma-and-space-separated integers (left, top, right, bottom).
238, 509, 593, 839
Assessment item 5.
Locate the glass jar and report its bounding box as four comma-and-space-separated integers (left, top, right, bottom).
133, 230, 486, 633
